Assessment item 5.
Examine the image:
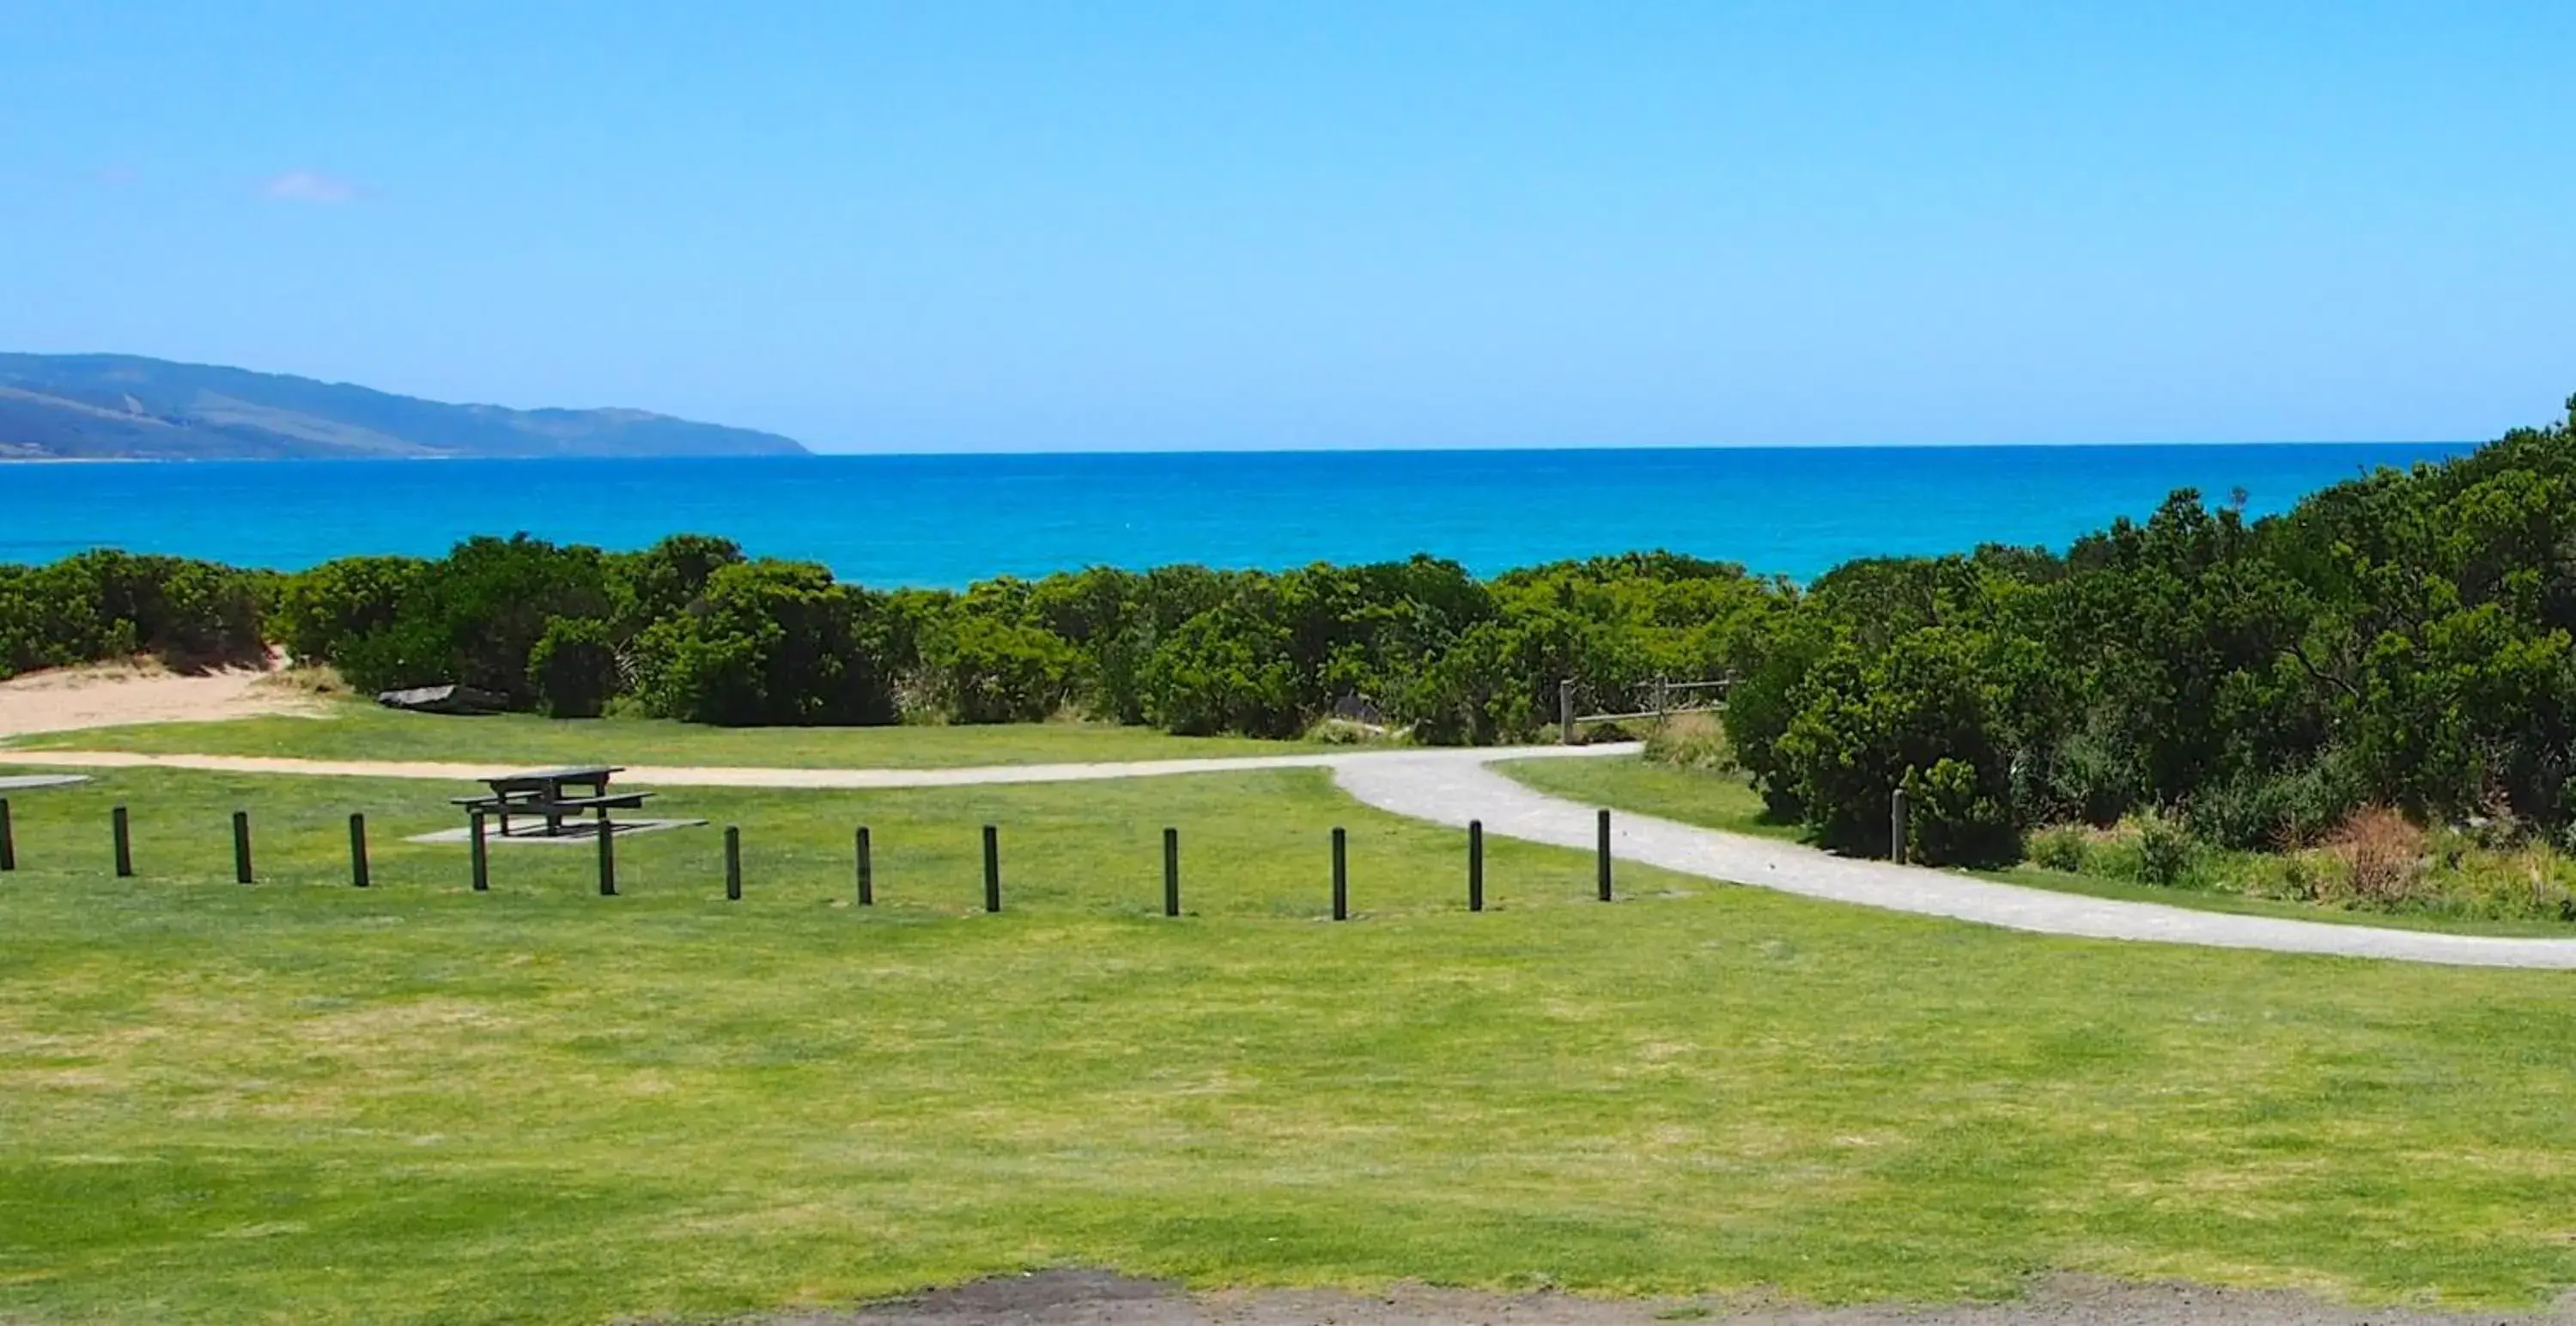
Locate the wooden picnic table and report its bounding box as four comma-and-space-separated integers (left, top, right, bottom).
452, 765, 636, 838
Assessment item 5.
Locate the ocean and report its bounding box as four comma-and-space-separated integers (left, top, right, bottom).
0, 444, 2473, 587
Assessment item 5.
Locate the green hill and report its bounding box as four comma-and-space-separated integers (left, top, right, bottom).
0, 353, 808, 459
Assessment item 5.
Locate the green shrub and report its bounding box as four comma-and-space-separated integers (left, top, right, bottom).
273, 556, 428, 668
2130, 811, 2202, 890
2025, 824, 2090, 873
1141, 605, 1301, 738
2044, 724, 2146, 827
1775, 629, 2015, 858
2184, 755, 2364, 851
0, 550, 266, 678
631, 560, 898, 727
527, 617, 620, 719
606, 534, 744, 636
322, 535, 611, 702
932, 615, 1080, 724
1903, 757, 2019, 867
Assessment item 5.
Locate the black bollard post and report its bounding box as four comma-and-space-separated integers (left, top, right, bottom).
1890, 784, 1910, 864
470, 811, 489, 892
1163, 826, 1180, 917
982, 824, 1001, 913
725, 826, 743, 901
1331, 826, 1348, 921
0, 798, 14, 872
595, 806, 617, 897
112, 805, 132, 878
349, 812, 370, 888
233, 811, 253, 885
1468, 818, 1484, 912
1596, 808, 1613, 902
855, 826, 873, 906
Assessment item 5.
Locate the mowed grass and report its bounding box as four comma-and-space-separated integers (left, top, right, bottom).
3, 767, 2576, 1323
3, 701, 1321, 768
1500, 755, 2576, 938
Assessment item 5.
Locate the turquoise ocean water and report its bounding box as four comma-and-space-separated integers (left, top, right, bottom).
0, 444, 2471, 587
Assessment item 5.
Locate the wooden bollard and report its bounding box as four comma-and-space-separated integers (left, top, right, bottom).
1467, 818, 1484, 912
1596, 808, 1613, 902
724, 826, 743, 901
594, 807, 617, 897
1890, 785, 1910, 863
469, 811, 489, 892
0, 798, 15, 872
982, 824, 1001, 913
112, 805, 132, 878
1331, 826, 1348, 921
1163, 826, 1180, 917
855, 826, 873, 906
349, 812, 370, 888
233, 811, 253, 885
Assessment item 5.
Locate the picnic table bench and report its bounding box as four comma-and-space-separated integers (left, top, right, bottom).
450, 765, 649, 838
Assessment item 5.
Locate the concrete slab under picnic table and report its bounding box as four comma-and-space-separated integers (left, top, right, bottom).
404, 817, 708, 846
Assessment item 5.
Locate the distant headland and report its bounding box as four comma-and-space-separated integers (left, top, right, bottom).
0, 352, 808, 460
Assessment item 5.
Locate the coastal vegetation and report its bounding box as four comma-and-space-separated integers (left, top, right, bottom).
9, 393, 2576, 920
4, 764, 2576, 1321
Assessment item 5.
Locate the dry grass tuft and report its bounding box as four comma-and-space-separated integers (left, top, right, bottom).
1642, 711, 1733, 769
2324, 806, 2427, 905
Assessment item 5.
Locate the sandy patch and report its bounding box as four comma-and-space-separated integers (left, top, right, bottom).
0, 654, 321, 739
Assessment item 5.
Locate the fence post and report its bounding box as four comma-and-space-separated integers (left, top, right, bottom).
1655, 674, 1668, 723
1331, 826, 1348, 921
0, 799, 14, 872
232, 811, 253, 885
595, 806, 617, 897
1890, 785, 1910, 864
1163, 826, 1180, 917
982, 824, 1001, 913
1596, 808, 1613, 902
112, 805, 132, 878
855, 826, 873, 906
349, 812, 370, 888
1558, 678, 1576, 745
1467, 818, 1484, 913
470, 811, 489, 892
725, 826, 743, 901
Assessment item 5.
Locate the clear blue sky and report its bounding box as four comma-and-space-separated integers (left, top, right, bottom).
3, 2, 2571, 452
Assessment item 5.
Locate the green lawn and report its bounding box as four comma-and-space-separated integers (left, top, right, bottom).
1501, 755, 2576, 938
4, 763, 2576, 1323
2, 701, 1321, 768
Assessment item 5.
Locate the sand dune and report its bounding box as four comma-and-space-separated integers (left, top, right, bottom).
0, 654, 319, 738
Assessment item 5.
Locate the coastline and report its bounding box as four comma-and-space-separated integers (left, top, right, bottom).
0, 441, 2475, 587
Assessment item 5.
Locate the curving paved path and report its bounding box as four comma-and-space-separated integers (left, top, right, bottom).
10, 742, 2576, 968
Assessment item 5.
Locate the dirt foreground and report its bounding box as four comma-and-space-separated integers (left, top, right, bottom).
754, 1270, 2567, 1326
0, 655, 318, 739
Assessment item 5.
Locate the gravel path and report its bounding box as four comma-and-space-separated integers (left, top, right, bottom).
12, 740, 2576, 968
1331, 750, 2576, 970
